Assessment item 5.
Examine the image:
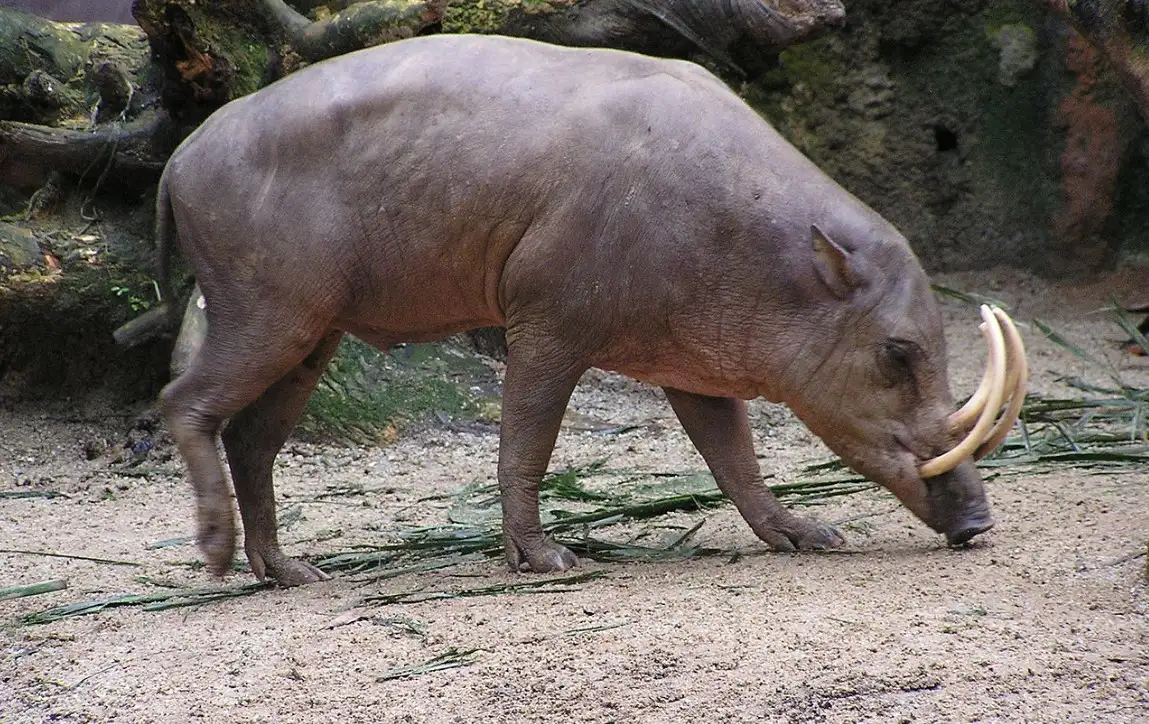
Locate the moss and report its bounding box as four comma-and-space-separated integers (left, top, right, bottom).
980, 2, 1033, 29
0, 10, 83, 85
743, 35, 841, 151
776, 36, 838, 91
211, 27, 273, 99
173, 4, 274, 101
442, 0, 516, 34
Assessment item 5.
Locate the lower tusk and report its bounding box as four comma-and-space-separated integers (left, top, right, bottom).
920, 305, 1008, 478
974, 308, 1028, 459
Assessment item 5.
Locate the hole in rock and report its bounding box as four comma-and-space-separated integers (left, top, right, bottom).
934, 125, 958, 152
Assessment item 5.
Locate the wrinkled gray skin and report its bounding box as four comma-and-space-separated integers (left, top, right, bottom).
158, 34, 993, 586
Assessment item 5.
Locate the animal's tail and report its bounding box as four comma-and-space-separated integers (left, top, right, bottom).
112, 172, 179, 347
153, 173, 178, 327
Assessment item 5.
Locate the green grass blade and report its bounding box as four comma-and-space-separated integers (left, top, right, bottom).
145, 536, 195, 550
140, 583, 269, 612
554, 621, 630, 638
544, 493, 725, 533
357, 571, 607, 607
0, 549, 141, 567
1032, 318, 1105, 367
0, 490, 67, 499
347, 553, 489, 584
19, 582, 271, 625
0, 579, 68, 601
931, 285, 1009, 309
1111, 302, 1149, 356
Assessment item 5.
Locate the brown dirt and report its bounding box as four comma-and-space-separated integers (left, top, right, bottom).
1, 268, 1147, 723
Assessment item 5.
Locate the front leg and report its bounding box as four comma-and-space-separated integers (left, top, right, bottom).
498, 336, 585, 572
663, 388, 844, 551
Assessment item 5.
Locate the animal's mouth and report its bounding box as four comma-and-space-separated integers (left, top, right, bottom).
886, 434, 995, 544
893, 433, 944, 482
894, 432, 930, 465
945, 517, 994, 546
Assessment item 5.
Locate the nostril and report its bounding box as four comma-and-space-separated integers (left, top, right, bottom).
945, 517, 994, 546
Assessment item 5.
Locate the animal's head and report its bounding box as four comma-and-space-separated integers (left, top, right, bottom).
778, 221, 1026, 544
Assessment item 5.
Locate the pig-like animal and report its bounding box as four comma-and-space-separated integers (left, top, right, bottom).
155, 34, 1026, 586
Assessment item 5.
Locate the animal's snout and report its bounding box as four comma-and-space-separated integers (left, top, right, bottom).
944, 509, 995, 546
923, 459, 994, 545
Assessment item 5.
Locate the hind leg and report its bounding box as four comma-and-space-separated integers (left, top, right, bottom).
160, 317, 330, 580
222, 331, 343, 586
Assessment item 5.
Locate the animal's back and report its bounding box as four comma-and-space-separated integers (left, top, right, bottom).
162, 35, 827, 344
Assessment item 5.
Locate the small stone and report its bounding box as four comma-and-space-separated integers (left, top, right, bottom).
0, 222, 43, 275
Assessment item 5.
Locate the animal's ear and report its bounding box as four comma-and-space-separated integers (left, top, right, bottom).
811, 224, 861, 298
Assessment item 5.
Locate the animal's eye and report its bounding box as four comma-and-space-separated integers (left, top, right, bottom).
886, 341, 911, 368
877, 339, 919, 386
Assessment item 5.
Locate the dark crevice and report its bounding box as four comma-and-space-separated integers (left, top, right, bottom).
933, 125, 958, 152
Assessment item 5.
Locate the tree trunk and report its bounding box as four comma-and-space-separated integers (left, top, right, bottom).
130, 0, 845, 124
0, 113, 174, 189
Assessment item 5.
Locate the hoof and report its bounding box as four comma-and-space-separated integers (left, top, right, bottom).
248, 547, 331, 586
790, 519, 846, 551
505, 536, 579, 573
750, 514, 846, 552
269, 559, 330, 587
198, 517, 237, 579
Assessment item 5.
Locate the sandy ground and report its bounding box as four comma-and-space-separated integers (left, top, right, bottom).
1, 268, 1147, 723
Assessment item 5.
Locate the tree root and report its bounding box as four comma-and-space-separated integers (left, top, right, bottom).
0, 112, 174, 189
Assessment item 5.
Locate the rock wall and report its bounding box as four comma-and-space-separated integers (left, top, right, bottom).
744, 0, 1148, 273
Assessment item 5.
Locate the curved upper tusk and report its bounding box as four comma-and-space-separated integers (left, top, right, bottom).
948, 322, 995, 433
919, 305, 1008, 478
974, 307, 1028, 460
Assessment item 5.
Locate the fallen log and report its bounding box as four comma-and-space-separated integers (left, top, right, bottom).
0, 8, 151, 126
0, 112, 174, 189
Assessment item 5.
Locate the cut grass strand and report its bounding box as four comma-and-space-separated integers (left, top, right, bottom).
357, 571, 607, 607
1111, 301, 1149, 356
0, 579, 68, 601
0, 549, 142, 567
555, 621, 630, 638
376, 647, 479, 682
931, 285, 1009, 310
19, 581, 270, 625
1032, 318, 1107, 368
145, 536, 195, 550
0, 490, 67, 500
